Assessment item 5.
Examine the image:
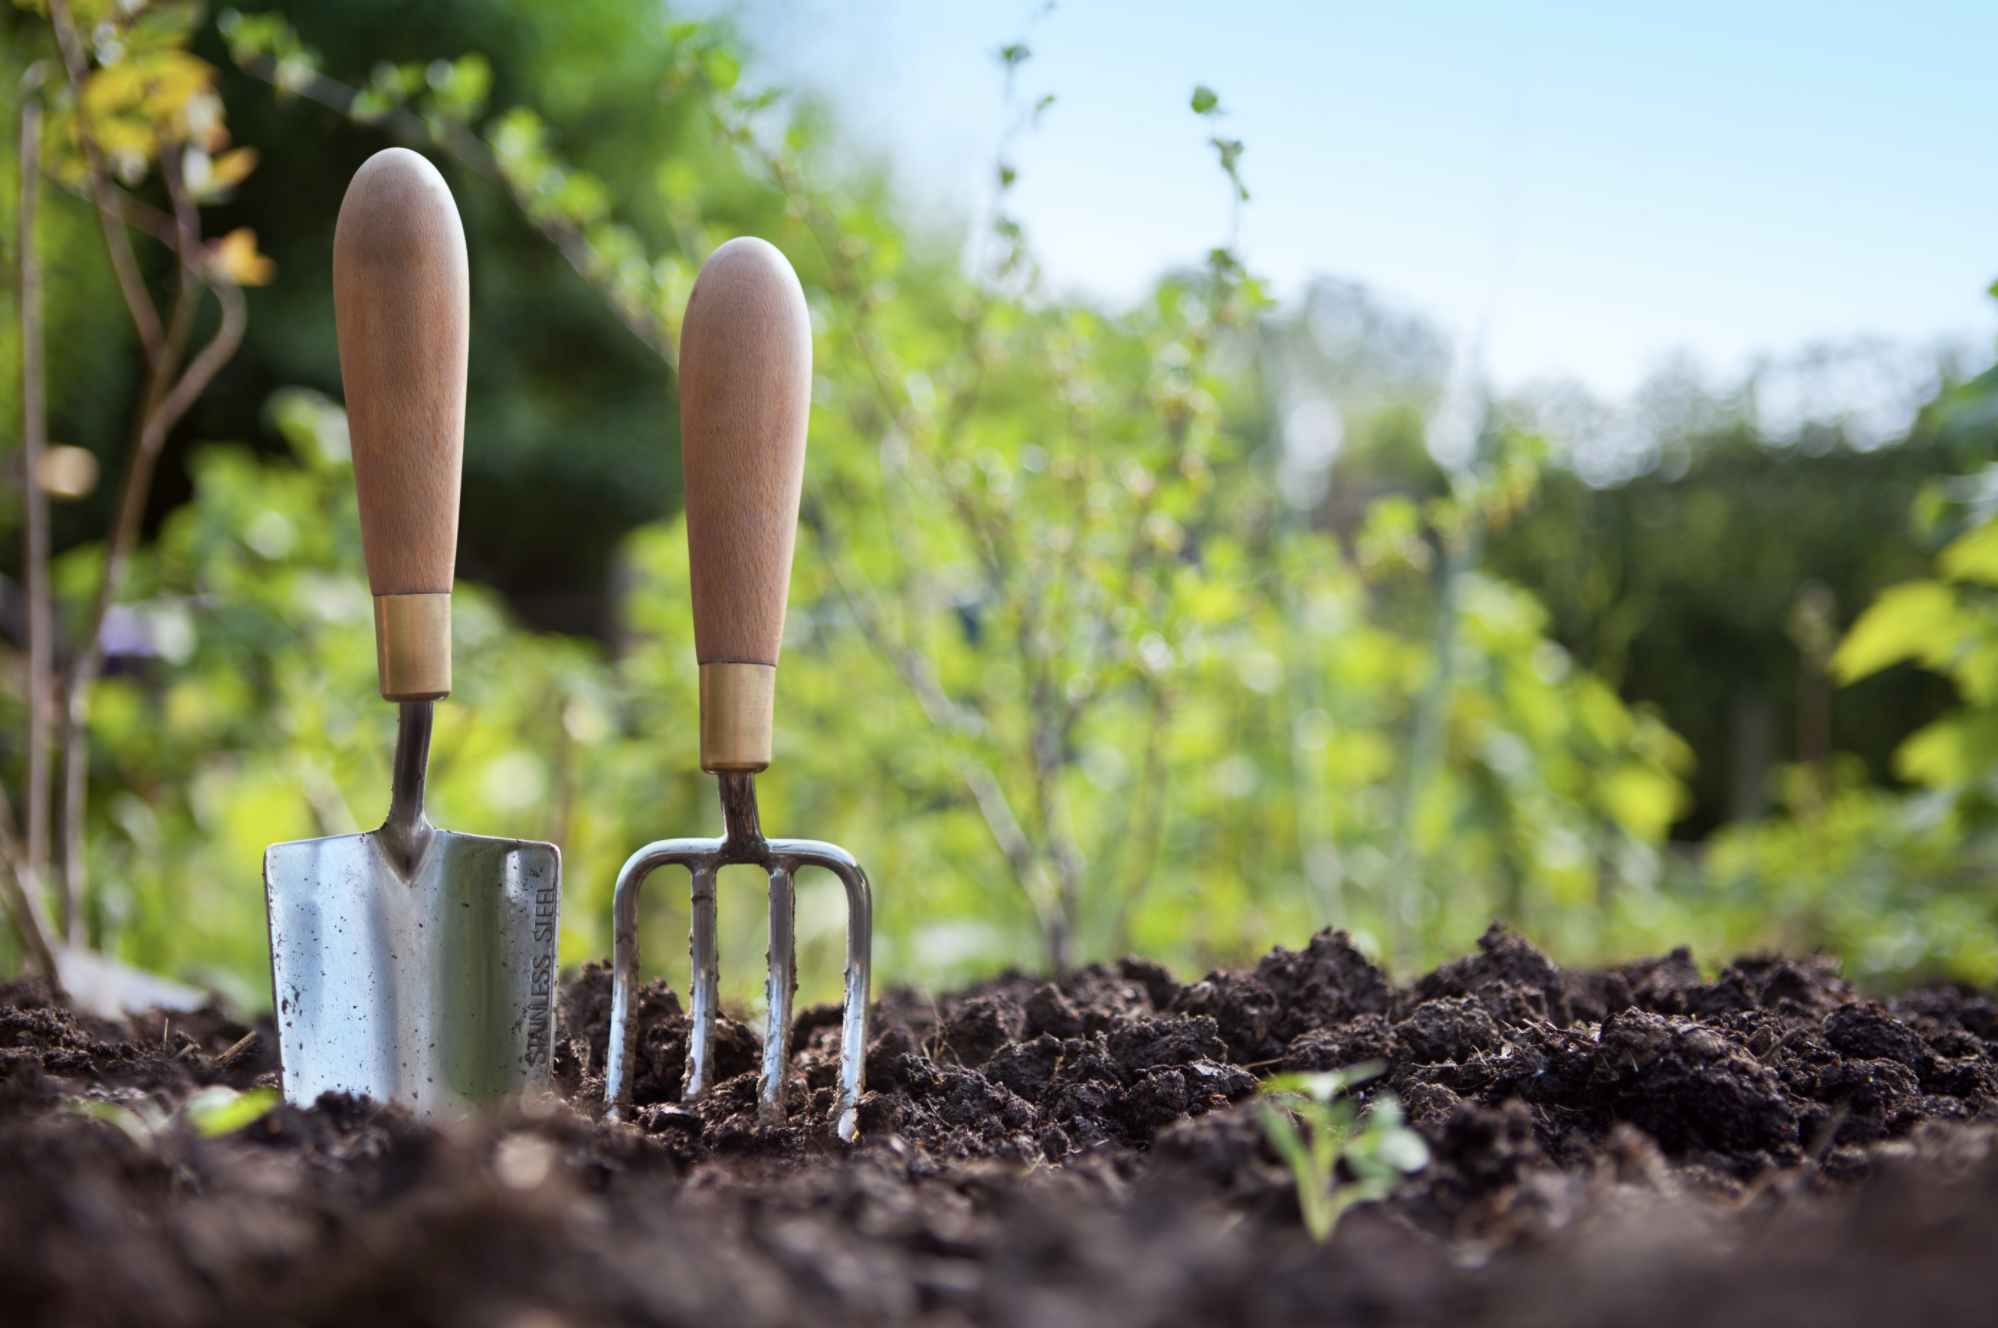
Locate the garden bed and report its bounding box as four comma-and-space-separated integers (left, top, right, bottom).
5, 923, 1997, 1326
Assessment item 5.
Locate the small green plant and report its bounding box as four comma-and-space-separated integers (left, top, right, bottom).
66, 1085, 278, 1144
182, 1085, 279, 1138
65, 1095, 167, 1145
1256, 1063, 1430, 1241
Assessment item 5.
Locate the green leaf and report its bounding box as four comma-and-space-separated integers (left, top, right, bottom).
1831, 580, 1959, 685
429, 53, 493, 119
1262, 1061, 1383, 1105
1941, 521, 1998, 586
702, 49, 740, 91
67, 1098, 159, 1144
1190, 84, 1221, 115
1373, 1123, 1430, 1174
1601, 762, 1687, 842
1895, 709, 1998, 787
183, 1086, 279, 1137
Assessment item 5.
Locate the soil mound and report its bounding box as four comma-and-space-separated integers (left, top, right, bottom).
5, 923, 1998, 1326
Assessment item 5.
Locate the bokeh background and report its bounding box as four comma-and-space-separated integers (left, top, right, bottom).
4, 0, 1998, 1012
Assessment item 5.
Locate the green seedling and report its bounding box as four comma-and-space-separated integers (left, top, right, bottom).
182, 1085, 280, 1138
66, 1086, 278, 1145
66, 1096, 169, 1145
1256, 1062, 1430, 1241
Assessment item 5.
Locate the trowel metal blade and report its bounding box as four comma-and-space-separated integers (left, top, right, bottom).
264, 827, 561, 1118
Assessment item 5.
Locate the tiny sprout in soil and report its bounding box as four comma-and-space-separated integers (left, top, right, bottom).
1256, 1061, 1430, 1240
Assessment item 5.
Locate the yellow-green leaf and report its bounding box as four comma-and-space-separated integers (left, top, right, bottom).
209, 228, 276, 286
183, 1086, 279, 1137
207, 146, 258, 188
1941, 520, 1998, 586
1601, 763, 1688, 842
1831, 580, 1959, 684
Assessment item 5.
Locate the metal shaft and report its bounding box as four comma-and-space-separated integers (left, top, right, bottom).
719, 771, 761, 841
379, 700, 435, 877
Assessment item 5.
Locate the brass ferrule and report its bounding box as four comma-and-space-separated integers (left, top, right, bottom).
373, 593, 452, 701
700, 662, 775, 772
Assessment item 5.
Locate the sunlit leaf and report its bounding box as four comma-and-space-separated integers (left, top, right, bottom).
1831, 580, 1959, 684
183, 1085, 279, 1137
209, 227, 276, 286
1601, 763, 1687, 841
1892, 713, 1998, 787
1940, 520, 1998, 586
702, 48, 739, 91
207, 145, 258, 188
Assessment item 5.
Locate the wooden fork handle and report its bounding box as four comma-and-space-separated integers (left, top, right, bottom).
678, 237, 812, 771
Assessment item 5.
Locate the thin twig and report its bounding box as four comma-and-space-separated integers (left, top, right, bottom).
1387, 407, 1492, 973
57, 264, 244, 928
8, 87, 58, 982
0, 777, 59, 983
20, 85, 53, 915
1108, 683, 1172, 952
47, 0, 164, 362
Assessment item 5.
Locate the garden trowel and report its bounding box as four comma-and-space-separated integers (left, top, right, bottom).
263, 149, 561, 1118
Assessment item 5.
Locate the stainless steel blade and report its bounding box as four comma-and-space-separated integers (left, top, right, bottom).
264, 827, 560, 1118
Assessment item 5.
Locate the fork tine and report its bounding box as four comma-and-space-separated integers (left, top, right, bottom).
774, 841, 871, 1140
759, 865, 798, 1124
606, 850, 646, 1119
684, 863, 721, 1102
837, 870, 870, 1140
606, 838, 719, 1119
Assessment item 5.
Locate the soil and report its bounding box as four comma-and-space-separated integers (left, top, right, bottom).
7, 922, 1998, 1326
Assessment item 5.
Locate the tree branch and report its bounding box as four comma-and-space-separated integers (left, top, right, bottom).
1109, 683, 1173, 952
55, 142, 247, 936
58, 265, 245, 811
47, 0, 165, 362
20, 87, 54, 914
0, 778, 59, 983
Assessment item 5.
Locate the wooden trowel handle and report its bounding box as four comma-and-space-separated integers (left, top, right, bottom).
333, 148, 468, 703
679, 237, 812, 772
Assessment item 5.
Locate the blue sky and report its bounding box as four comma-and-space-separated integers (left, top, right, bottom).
703, 1, 1998, 398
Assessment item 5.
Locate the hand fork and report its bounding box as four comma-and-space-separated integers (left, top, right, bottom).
604, 237, 872, 1139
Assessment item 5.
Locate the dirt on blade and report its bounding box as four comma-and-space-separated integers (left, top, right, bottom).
6, 922, 1998, 1326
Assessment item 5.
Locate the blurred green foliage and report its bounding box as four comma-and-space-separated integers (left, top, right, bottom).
1487, 409, 1966, 837
0, 0, 1995, 1009
1667, 363, 1998, 990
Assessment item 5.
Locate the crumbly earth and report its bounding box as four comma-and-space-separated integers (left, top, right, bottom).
6, 923, 1998, 1326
